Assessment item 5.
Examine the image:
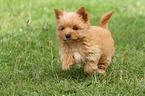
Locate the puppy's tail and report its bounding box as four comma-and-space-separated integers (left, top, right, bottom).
100, 11, 114, 29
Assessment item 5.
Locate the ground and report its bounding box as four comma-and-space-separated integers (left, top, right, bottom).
0, 0, 144, 95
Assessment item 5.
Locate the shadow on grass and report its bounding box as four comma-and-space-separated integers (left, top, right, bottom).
52, 65, 111, 82
55, 66, 88, 80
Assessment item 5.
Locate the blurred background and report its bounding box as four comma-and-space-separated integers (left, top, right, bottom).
0, 0, 144, 95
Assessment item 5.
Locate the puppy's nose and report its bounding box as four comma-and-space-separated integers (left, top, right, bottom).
65, 34, 71, 38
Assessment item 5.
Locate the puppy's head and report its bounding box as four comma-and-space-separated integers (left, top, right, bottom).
54, 7, 90, 42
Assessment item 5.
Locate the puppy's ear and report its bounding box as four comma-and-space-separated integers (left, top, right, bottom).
54, 8, 63, 19
77, 7, 88, 22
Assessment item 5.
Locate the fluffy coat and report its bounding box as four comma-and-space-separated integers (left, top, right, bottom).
54, 7, 114, 74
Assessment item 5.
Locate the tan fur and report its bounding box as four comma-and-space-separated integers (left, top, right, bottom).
54, 7, 115, 74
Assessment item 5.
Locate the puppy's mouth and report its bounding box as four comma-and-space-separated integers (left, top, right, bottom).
65, 38, 72, 42
65, 38, 80, 42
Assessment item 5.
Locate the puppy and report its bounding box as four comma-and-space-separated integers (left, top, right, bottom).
54, 7, 114, 74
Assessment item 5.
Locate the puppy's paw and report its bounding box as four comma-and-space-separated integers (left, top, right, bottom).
62, 63, 73, 70
97, 63, 107, 74
62, 64, 70, 70
84, 64, 97, 74
61, 54, 74, 70
97, 68, 105, 74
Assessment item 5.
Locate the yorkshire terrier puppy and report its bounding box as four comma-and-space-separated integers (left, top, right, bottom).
54, 7, 114, 74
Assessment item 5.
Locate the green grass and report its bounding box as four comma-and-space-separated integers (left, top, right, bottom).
0, 0, 145, 95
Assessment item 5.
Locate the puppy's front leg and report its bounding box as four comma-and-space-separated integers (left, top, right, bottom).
84, 61, 98, 74
61, 54, 74, 70
84, 51, 101, 74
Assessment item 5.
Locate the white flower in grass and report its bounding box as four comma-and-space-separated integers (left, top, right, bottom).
19, 28, 23, 32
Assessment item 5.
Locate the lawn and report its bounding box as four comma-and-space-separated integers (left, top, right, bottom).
0, 0, 144, 95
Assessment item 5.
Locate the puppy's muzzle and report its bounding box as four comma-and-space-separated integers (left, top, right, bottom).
65, 34, 71, 39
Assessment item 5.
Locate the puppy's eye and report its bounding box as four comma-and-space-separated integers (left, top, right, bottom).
61, 27, 65, 31
73, 27, 78, 30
